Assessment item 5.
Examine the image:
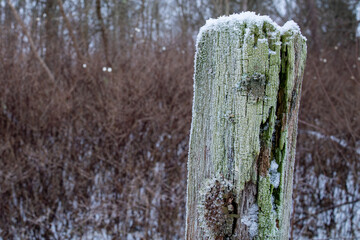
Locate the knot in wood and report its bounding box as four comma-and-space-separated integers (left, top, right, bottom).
247, 73, 266, 99
199, 177, 237, 239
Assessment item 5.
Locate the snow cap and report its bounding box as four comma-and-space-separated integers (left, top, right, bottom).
197, 11, 306, 45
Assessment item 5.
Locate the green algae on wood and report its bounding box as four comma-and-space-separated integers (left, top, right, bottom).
185, 12, 307, 240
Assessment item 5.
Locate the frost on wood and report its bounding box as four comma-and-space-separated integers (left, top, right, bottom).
269, 160, 280, 188
186, 12, 307, 240
198, 176, 237, 239
241, 204, 259, 238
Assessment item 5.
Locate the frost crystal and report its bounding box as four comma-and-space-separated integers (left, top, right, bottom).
196, 11, 306, 49
269, 160, 280, 188
279, 20, 300, 35
241, 204, 259, 238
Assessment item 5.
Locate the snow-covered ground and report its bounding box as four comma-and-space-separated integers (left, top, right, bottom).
293, 152, 360, 239
1, 130, 358, 239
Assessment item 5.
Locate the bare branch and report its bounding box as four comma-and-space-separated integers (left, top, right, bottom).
5, 0, 55, 83
57, 0, 84, 62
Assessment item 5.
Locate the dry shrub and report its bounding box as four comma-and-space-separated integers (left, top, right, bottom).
293, 43, 360, 238
0, 39, 194, 238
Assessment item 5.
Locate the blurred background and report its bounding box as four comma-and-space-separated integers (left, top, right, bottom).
0, 0, 359, 239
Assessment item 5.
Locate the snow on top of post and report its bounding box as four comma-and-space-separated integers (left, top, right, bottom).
280, 20, 305, 39
200, 11, 278, 33
197, 11, 306, 45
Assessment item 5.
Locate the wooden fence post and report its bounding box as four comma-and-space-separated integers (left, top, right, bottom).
185, 12, 307, 239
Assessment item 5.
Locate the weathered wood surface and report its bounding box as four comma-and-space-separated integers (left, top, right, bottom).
186, 12, 307, 240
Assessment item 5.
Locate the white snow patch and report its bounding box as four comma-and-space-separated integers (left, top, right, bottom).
318, 174, 327, 200
258, 38, 268, 43
269, 50, 277, 55
82, 229, 111, 240
241, 204, 259, 238
269, 160, 280, 188
280, 20, 301, 36
294, 164, 360, 238
196, 11, 305, 47
302, 130, 360, 155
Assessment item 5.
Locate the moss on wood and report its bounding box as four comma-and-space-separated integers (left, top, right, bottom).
186, 13, 307, 240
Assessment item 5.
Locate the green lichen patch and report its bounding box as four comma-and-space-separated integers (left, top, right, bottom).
257, 176, 279, 239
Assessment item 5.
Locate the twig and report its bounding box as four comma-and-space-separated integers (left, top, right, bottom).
294, 198, 360, 225
314, 65, 356, 142
96, 0, 111, 67
299, 129, 360, 155
298, 119, 326, 132
56, 0, 83, 62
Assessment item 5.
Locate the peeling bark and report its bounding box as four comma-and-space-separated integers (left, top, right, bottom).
186, 13, 307, 240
